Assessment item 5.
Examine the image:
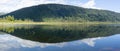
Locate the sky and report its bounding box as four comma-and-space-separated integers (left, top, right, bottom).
0, 0, 120, 13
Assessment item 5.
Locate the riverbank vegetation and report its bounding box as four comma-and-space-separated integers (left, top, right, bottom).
0, 15, 119, 25
0, 15, 33, 22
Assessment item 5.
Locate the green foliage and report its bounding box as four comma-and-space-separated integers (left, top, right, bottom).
42, 17, 87, 22
23, 19, 33, 22
4, 15, 15, 21
0, 15, 15, 22
0, 15, 33, 22
0, 4, 120, 22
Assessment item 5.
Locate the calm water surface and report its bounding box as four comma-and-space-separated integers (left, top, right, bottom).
0, 24, 120, 51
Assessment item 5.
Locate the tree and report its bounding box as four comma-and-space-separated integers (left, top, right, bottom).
5, 15, 15, 21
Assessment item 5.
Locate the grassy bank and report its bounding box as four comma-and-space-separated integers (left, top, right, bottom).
0, 15, 119, 25
0, 22, 119, 25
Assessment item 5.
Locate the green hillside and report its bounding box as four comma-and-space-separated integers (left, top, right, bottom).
1, 4, 120, 22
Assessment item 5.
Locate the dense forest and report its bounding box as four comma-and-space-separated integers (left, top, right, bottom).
0, 15, 33, 22
0, 4, 120, 22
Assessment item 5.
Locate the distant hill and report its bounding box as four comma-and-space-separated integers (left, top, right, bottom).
1, 4, 120, 22
0, 12, 5, 16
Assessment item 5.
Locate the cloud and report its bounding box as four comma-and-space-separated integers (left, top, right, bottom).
0, 0, 67, 12
81, 37, 102, 47
0, 32, 104, 51
81, 0, 101, 9
0, 0, 102, 12
81, 0, 95, 8
0, 0, 10, 3
0, 34, 66, 51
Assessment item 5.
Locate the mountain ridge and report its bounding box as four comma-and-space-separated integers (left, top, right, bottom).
0, 4, 120, 22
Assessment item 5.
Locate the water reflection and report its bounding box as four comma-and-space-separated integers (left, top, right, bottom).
0, 24, 34, 33
0, 32, 120, 51
0, 24, 120, 51
0, 33, 65, 51
0, 24, 120, 43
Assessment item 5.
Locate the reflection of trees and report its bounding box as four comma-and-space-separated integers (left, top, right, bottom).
1, 24, 120, 43
3, 27, 14, 33
0, 25, 34, 33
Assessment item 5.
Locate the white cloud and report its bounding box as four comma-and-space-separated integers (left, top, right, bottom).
0, 0, 10, 3
81, 0, 95, 8
81, 37, 102, 47
0, 32, 104, 51
0, 0, 103, 13
81, 0, 101, 9
0, 34, 66, 51
0, 0, 67, 12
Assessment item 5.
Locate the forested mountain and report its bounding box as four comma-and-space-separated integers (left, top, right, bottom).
0, 4, 120, 22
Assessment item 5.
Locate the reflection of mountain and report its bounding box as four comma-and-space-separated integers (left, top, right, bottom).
0, 32, 120, 51
0, 32, 8, 34
1, 24, 120, 43
0, 34, 66, 51
0, 33, 99, 51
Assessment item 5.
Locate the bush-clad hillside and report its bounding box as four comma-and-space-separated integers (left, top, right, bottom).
0, 4, 120, 22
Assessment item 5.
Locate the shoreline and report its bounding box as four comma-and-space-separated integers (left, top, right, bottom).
0, 22, 119, 25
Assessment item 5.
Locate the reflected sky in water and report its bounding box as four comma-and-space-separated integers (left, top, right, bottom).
0, 32, 120, 51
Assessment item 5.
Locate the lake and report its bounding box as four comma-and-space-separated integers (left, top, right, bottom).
0, 24, 120, 51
